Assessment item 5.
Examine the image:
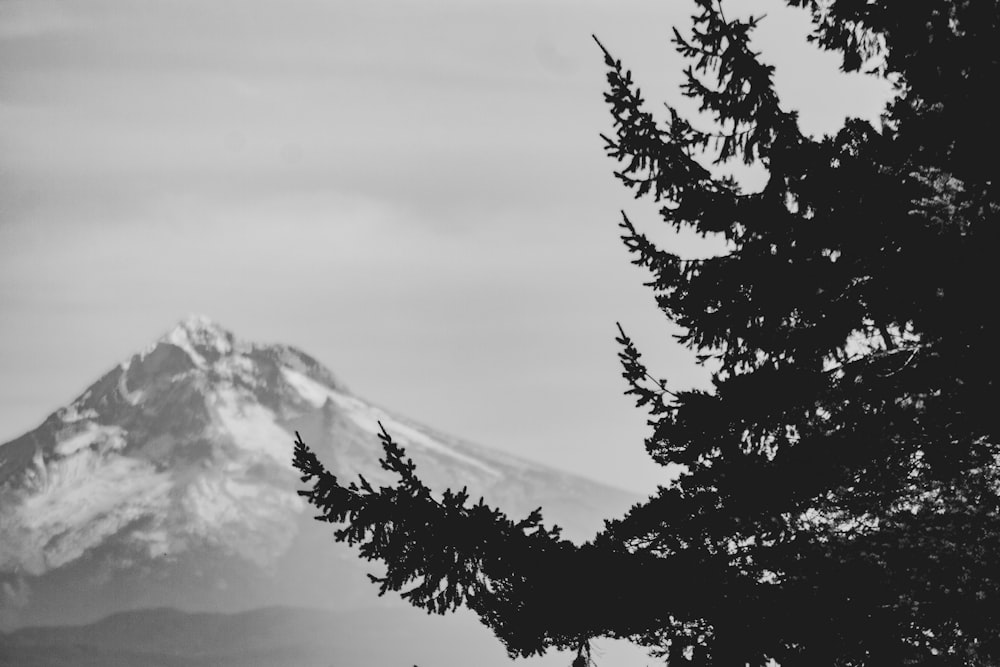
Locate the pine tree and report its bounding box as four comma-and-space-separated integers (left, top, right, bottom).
294, 2, 1000, 664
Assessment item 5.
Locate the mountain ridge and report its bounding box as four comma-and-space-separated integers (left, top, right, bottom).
0, 604, 555, 667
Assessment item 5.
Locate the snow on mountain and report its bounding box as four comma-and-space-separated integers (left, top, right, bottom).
0, 315, 638, 629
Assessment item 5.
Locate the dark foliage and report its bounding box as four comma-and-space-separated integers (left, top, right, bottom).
294, 1, 1000, 664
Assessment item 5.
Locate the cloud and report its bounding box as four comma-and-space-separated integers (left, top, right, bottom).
0, 1, 81, 40
0, 0, 895, 495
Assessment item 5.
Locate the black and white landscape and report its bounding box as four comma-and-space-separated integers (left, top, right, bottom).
6, 0, 970, 661
0, 316, 638, 665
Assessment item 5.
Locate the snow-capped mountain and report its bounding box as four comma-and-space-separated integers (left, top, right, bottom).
0, 316, 637, 630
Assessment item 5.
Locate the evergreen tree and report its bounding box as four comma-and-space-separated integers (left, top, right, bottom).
294, 2, 1000, 664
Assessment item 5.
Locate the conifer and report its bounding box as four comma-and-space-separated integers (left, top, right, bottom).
295, 2, 1000, 663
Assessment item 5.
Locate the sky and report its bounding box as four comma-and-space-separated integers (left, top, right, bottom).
0, 0, 894, 495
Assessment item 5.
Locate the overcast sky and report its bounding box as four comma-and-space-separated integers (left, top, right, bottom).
0, 0, 894, 494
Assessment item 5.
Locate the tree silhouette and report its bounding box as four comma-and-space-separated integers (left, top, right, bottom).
295, 1, 1000, 664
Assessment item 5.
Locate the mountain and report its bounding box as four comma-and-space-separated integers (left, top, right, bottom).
0, 315, 638, 634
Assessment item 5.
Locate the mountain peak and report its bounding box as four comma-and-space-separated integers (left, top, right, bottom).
160, 314, 236, 367
173, 313, 227, 335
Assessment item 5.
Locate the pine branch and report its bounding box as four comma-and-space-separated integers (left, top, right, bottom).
615, 322, 676, 416
293, 430, 718, 659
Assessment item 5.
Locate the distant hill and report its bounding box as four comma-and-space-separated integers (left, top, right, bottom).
0, 605, 571, 667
